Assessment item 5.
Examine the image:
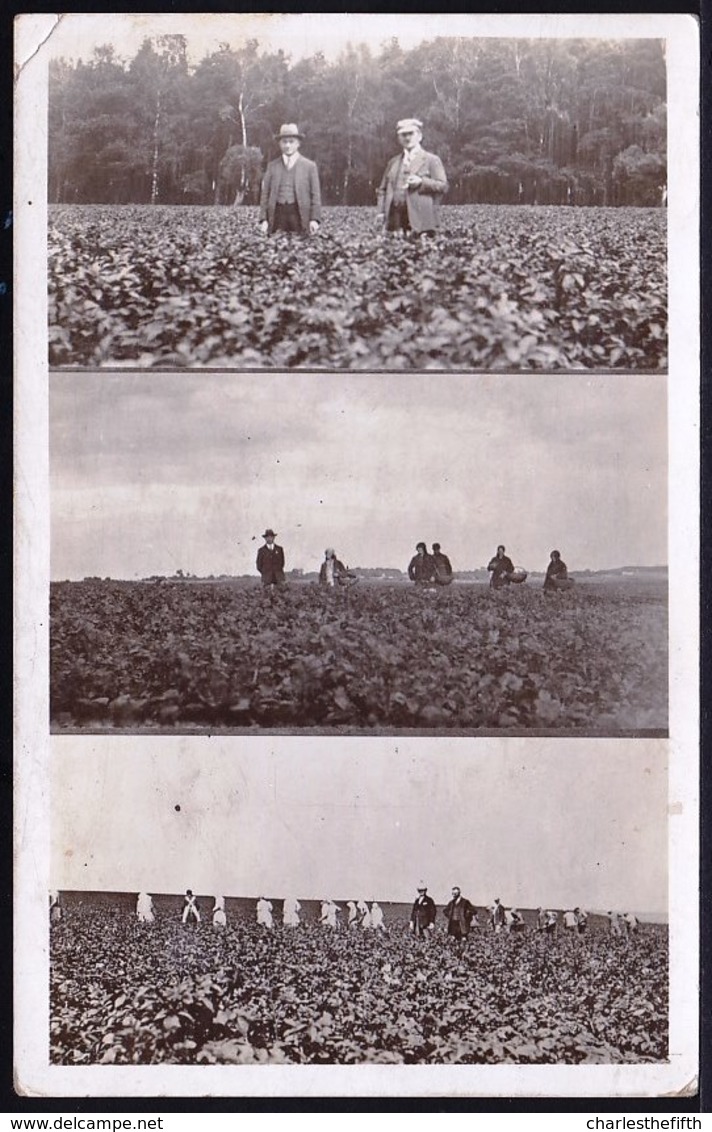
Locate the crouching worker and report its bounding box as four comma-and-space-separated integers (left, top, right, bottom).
544, 550, 574, 592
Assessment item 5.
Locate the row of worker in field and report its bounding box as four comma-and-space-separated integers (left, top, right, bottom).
50, 889, 639, 941
256, 529, 572, 592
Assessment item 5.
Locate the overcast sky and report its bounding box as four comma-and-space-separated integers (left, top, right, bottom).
51, 736, 667, 914
50, 372, 667, 579
43, 13, 453, 65
33, 13, 664, 67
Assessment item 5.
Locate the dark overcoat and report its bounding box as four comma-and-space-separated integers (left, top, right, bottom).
257, 543, 286, 584
410, 894, 437, 931
443, 896, 477, 936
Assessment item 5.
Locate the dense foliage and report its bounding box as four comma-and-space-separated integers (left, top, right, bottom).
49, 37, 666, 207
50, 906, 668, 1065
50, 579, 668, 732
48, 204, 667, 369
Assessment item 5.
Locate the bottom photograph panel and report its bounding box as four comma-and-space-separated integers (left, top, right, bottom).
48, 736, 668, 1076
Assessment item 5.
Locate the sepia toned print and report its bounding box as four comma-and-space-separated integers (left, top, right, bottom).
49, 738, 668, 1067
49, 371, 667, 737
47, 19, 667, 372
14, 11, 699, 1101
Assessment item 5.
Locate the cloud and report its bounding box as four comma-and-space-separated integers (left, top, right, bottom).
50, 372, 667, 577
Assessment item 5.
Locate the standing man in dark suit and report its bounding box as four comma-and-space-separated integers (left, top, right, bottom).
409, 882, 437, 939
259, 124, 322, 236
256, 529, 285, 586
377, 118, 448, 235
443, 886, 477, 954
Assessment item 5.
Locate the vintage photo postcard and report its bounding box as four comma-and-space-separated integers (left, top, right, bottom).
14, 11, 699, 1100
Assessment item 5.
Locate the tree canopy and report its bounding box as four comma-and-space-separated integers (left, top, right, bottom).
49, 36, 666, 207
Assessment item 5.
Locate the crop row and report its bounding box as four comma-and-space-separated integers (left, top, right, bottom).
50, 579, 668, 731
50, 909, 668, 1065
48, 204, 667, 370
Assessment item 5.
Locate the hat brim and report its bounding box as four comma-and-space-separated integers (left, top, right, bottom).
275, 133, 304, 141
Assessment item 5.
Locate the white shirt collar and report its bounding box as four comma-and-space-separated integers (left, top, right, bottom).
282, 152, 300, 169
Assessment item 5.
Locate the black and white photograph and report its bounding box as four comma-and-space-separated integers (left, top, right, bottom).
48, 738, 669, 1074
13, 10, 699, 1104
46, 13, 668, 372
49, 371, 667, 736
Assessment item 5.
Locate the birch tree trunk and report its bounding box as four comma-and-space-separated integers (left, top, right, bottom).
235, 91, 248, 204
150, 86, 161, 205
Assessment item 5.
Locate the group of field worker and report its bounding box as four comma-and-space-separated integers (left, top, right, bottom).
410, 886, 585, 952
408, 543, 571, 590
258, 118, 448, 238
257, 528, 573, 592
410, 886, 639, 951
50, 890, 641, 939
255, 897, 386, 931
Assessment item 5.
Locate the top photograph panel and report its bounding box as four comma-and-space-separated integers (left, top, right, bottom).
47, 14, 668, 372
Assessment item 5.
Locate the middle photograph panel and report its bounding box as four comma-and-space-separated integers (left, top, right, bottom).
50, 370, 667, 738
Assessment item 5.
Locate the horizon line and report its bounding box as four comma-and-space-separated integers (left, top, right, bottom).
50, 564, 669, 583
52, 889, 668, 922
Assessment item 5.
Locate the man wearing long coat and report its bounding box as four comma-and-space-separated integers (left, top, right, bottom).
410, 883, 437, 938
259, 123, 322, 236
377, 118, 448, 234
443, 887, 477, 943
256, 529, 285, 586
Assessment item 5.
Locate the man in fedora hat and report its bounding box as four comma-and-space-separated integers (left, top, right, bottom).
256, 529, 286, 585
259, 124, 322, 236
377, 118, 448, 235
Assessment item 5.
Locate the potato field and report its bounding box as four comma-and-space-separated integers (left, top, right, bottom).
50, 904, 668, 1065
50, 578, 668, 733
48, 204, 667, 371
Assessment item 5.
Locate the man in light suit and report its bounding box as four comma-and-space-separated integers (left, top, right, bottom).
377, 118, 448, 235
259, 123, 322, 236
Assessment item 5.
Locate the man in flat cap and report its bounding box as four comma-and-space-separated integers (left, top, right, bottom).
256, 529, 286, 586
259, 124, 322, 236
377, 118, 448, 235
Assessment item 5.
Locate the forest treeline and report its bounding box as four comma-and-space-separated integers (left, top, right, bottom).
49, 36, 667, 208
